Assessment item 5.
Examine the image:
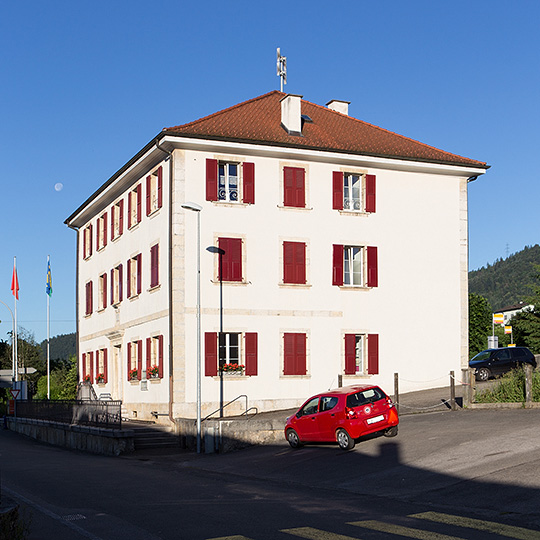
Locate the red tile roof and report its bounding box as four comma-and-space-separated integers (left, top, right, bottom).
164, 91, 487, 168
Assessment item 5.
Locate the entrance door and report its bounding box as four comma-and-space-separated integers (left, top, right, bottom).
112, 344, 123, 401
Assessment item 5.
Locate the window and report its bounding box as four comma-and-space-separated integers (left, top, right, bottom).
127, 340, 142, 381
150, 244, 159, 288
206, 159, 255, 204
283, 167, 305, 208
218, 237, 242, 282
85, 281, 93, 316
95, 348, 108, 384
127, 184, 142, 229
96, 213, 107, 250
81, 352, 94, 383
127, 254, 142, 298
283, 333, 307, 375
146, 335, 164, 379
204, 332, 258, 376
283, 241, 306, 284
344, 333, 379, 375
83, 225, 93, 259
332, 245, 378, 287
333, 172, 376, 212
146, 167, 163, 216
110, 264, 123, 305
98, 273, 107, 310
110, 200, 124, 240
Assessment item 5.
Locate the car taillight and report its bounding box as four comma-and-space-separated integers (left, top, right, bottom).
386, 397, 395, 408
345, 407, 358, 419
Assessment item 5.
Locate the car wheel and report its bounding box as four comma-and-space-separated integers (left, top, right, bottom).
336, 428, 355, 450
384, 426, 398, 437
476, 367, 490, 382
286, 429, 302, 449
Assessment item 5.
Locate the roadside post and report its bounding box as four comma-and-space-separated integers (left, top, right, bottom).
450, 371, 456, 410
525, 363, 533, 406
393, 373, 399, 415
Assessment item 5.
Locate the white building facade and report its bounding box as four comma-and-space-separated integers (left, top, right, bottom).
65, 91, 488, 421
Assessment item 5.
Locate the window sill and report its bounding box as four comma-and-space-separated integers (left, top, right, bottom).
111, 234, 122, 242
212, 201, 249, 208
277, 205, 313, 211
129, 379, 140, 385
337, 285, 371, 291
128, 294, 140, 301
279, 282, 311, 289
211, 279, 249, 286
338, 210, 370, 217
149, 377, 162, 383
280, 374, 310, 379
148, 207, 162, 217
97, 246, 106, 252
148, 284, 161, 293
213, 374, 248, 379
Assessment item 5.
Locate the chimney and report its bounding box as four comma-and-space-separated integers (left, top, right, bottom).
280, 94, 303, 136
326, 99, 350, 116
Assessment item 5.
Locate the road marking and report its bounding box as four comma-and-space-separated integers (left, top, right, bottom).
410, 512, 540, 540
3, 486, 106, 540
350, 520, 464, 539
282, 527, 361, 540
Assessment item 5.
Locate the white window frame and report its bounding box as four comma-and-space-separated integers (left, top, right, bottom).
148, 172, 160, 214
96, 349, 106, 382
83, 226, 92, 259
343, 246, 364, 286
129, 254, 141, 298
97, 214, 107, 250
353, 334, 365, 374
218, 162, 240, 203
218, 332, 242, 368
343, 173, 364, 212
111, 201, 122, 240
111, 265, 121, 305
129, 186, 139, 229
129, 341, 139, 372
98, 273, 107, 310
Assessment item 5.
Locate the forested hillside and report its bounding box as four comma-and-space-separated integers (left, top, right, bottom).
39, 332, 76, 367
469, 244, 540, 310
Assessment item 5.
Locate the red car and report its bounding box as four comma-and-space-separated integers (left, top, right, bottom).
284, 384, 399, 450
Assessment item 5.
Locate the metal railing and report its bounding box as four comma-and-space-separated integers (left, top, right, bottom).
13, 399, 122, 429
202, 394, 258, 423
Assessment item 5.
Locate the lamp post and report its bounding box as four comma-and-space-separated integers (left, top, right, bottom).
0, 299, 16, 382
181, 202, 203, 453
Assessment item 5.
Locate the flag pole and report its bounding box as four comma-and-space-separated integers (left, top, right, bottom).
13, 257, 18, 383
47, 256, 51, 400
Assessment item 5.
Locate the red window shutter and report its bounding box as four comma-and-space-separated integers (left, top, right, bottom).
284, 167, 305, 208
205, 332, 218, 376
333, 171, 344, 210
110, 206, 115, 241
157, 166, 163, 209
206, 159, 218, 201
146, 337, 152, 373
103, 349, 108, 384
344, 334, 356, 375
136, 185, 142, 223
332, 245, 344, 286
283, 167, 294, 207
83, 229, 87, 258
82, 353, 86, 379
119, 264, 123, 302
219, 238, 242, 282
283, 242, 294, 284
127, 192, 132, 229
96, 219, 100, 249
137, 254, 142, 295
89, 351, 94, 383
283, 333, 294, 375
283, 242, 306, 284
245, 333, 258, 376
89, 281, 93, 314
367, 246, 378, 287
296, 333, 307, 375
242, 162, 255, 204
365, 174, 376, 213
126, 259, 131, 298
150, 245, 159, 287
146, 175, 151, 216
158, 335, 164, 378
103, 214, 107, 247
367, 334, 379, 374
127, 342, 131, 381
89, 225, 93, 256
137, 340, 143, 380
103, 273, 107, 308
284, 333, 306, 375
119, 200, 124, 235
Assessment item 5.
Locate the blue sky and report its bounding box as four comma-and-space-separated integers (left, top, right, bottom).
1, 1, 539, 343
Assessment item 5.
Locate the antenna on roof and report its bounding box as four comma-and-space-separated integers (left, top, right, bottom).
277, 48, 287, 92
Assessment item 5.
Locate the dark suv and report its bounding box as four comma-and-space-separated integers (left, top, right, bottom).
469, 347, 537, 381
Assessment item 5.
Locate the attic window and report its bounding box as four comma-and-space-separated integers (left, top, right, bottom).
301, 114, 313, 123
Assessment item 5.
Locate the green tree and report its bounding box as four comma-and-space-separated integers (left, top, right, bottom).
469, 293, 492, 358
35, 355, 77, 400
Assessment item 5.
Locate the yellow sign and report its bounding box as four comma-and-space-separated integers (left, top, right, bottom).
508, 343, 516, 347
504, 325, 512, 334
493, 313, 504, 324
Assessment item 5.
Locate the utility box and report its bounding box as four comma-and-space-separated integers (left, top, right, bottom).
488, 335, 498, 349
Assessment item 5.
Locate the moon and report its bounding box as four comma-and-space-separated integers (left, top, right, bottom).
55, 183, 64, 192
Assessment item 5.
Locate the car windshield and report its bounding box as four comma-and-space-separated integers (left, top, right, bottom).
346, 388, 385, 408
471, 351, 491, 362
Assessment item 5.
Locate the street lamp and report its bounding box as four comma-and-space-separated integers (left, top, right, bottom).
181, 202, 203, 453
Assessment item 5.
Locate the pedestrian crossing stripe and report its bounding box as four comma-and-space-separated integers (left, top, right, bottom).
410, 512, 540, 540
282, 528, 360, 540
350, 520, 464, 539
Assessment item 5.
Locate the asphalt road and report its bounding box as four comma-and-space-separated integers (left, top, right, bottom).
1, 408, 540, 540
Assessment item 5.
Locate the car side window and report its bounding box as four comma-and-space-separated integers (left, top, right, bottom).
497, 350, 511, 361
300, 397, 320, 416
512, 348, 526, 359
320, 396, 338, 412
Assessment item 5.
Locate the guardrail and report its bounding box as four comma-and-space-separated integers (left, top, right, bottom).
12, 399, 122, 429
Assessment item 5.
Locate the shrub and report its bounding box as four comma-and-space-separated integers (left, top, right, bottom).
475, 368, 540, 403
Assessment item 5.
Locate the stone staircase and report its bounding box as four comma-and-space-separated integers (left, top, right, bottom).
125, 420, 180, 451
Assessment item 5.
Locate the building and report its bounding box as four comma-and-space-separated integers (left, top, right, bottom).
65, 91, 488, 421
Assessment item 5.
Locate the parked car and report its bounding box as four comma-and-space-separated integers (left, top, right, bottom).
469, 347, 537, 381
284, 384, 399, 451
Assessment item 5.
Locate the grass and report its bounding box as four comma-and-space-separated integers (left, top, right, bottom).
475, 368, 540, 403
